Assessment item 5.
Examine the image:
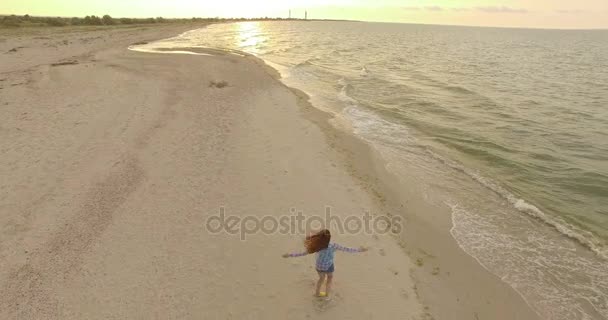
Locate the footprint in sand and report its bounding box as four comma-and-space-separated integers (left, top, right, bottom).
313, 292, 341, 312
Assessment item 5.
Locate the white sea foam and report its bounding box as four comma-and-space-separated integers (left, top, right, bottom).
337, 76, 607, 260
128, 45, 213, 56
426, 148, 608, 260
337, 78, 358, 106
448, 202, 608, 319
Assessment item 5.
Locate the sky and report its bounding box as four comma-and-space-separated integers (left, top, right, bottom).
1, 0, 607, 29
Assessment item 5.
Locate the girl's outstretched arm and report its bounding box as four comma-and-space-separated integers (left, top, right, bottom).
282, 251, 309, 258
332, 243, 368, 253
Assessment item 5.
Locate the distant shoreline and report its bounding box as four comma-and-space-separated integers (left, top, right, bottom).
0, 13, 361, 29
2, 13, 605, 30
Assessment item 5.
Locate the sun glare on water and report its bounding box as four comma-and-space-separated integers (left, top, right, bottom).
235, 22, 266, 53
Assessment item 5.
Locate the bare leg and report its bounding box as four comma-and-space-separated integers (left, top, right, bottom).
325, 273, 334, 296
315, 272, 325, 296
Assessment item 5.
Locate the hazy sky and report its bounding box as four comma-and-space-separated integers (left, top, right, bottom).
2, 0, 607, 29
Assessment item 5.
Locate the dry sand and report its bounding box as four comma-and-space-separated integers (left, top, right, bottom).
0, 24, 540, 319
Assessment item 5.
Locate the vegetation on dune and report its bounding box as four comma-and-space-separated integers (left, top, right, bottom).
0, 14, 299, 28
0, 14, 211, 28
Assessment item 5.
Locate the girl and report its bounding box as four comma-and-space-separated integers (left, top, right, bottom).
282, 229, 368, 298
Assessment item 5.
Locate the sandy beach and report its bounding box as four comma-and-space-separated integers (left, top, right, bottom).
0, 23, 540, 319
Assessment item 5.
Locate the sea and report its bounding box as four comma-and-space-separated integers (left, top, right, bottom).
134, 21, 608, 319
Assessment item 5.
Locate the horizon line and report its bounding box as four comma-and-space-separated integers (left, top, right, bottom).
1, 13, 607, 31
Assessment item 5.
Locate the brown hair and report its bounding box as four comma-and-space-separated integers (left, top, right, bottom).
305, 229, 331, 253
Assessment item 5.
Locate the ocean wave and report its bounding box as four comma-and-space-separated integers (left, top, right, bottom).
337, 78, 358, 106
339, 94, 418, 148
293, 57, 320, 69
427, 148, 608, 260
443, 85, 475, 95
448, 202, 608, 320
333, 86, 600, 256
342, 100, 607, 259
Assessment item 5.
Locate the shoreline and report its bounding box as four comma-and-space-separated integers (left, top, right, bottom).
278, 64, 543, 320
1, 23, 539, 319
131, 28, 542, 319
